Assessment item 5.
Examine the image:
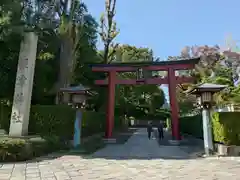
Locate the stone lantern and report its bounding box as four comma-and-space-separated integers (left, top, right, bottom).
59, 84, 93, 148
59, 84, 93, 108
190, 83, 227, 156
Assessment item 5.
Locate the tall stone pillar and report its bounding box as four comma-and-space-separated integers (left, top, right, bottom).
9, 32, 38, 137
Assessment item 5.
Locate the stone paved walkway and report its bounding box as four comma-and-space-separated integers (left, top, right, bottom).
93, 128, 190, 159
1, 128, 240, 180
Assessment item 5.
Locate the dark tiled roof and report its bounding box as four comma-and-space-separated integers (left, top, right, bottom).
187, 83, 227, 94
59, 84, 90, 92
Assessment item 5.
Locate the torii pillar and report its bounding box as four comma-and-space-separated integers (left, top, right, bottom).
106, 71, 116, 139
168, 68, 180, 140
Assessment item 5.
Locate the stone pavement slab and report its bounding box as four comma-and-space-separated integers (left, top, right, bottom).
2, 155, 240, 180
153, 128, 204, 157
1, 128, 240, 180
93, 128, 190, 159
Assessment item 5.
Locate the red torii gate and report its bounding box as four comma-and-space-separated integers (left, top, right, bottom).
91, 57, 200, 141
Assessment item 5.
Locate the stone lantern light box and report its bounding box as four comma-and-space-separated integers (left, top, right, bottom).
58, 84, 94, 148
190, 83, 227, 106
59, 84, 93, 107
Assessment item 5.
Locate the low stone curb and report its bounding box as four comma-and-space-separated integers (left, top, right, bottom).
215, 143, 240, 156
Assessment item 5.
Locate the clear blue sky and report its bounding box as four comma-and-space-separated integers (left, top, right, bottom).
84, 0, 240, 103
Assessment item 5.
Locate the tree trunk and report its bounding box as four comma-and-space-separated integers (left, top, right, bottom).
59, 35, 74, 88
55, 35, 74, 104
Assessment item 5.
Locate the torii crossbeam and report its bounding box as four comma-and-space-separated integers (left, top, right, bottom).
91, 57, 200, 141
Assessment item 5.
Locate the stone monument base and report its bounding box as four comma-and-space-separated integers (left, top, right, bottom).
3, 135, 46, 143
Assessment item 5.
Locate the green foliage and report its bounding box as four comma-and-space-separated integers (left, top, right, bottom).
80, 135, 105, 155
0, 105, 107, 139
228, 85, 240, 103
180, 115, 203, 139
166, 118, 171, 130
180, 112, 240, 146
212, 112, 240, 145
81, 111, 106, 136
211, 112, 225, 144
0, 1, 99, 105
0, 138, 30, 162
0, 0, 166, 136
0, 104, 127, 162
30, 105, 76, 138
0, 136, 68, 162
99, 0, 119, 64
0, 104, 11, 130
0, 105, 74, 138
0, 34, 20, 100
148, 109, 170, 120
214, 65, 233, 81
0, 0, 166, 121
0, 104, 127, 140
212, 77, 233, 86
141, 114, 167, 121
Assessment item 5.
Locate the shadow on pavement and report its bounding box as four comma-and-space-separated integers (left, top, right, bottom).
1, 128, 205, 164
153, 129, 204, 158
82, 128, 205, 161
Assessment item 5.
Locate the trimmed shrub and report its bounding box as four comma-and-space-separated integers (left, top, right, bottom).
212, 112, 240, 146
211, 112, 224, 144
0, 138, 31, 161
0, 105, 125, 162
81, 111, 106, 137
180, 115, 203, 139
0, 136, 68, 162
0, 105, 106, 139
0, 105, 128, 139
30, 105, 76, 139
180, 112, 240, 146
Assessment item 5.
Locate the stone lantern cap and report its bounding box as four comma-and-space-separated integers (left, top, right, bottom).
59, 84, 93, 96
188, 83, 227, 95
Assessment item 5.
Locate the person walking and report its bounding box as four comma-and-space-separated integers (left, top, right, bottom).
158, 120, 164, 139
147, 121, 153, 139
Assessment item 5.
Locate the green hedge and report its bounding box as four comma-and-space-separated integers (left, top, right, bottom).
180, 112, 240, 146
0, 136, 68, 162
0, 105, 126, 162
212, 112, 240, 146
180, 115, 203, 139
0, 105, 107, 139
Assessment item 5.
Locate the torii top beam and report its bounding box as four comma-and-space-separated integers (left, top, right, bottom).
91, 57, 200, 72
